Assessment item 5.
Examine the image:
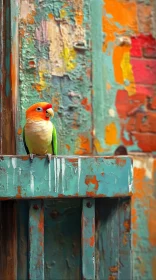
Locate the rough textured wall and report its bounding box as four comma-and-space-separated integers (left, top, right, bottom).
132, 155, 156, 279
93, 0, 156, 154
17, 0, 92, 155
16, 0, 156, 279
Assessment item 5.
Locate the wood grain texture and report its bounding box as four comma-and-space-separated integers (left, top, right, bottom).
29, 200, 44, 280
0, 156, 133, 198
0, 201, 17, 280
95, 198, 131, 280
44, 199, 81, 280
17, 201, 29, 280
82, 198, 95, 280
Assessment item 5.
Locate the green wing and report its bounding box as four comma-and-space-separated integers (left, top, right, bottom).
52, 125, 57, 155
23, 126, 29, 154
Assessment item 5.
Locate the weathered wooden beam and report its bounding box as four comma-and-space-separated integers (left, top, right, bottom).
29, 200, 44, 280
0, 156, 133, 199
82, 198, 95, 280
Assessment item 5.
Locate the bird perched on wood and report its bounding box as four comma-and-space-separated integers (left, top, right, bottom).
23, 102, 57, 162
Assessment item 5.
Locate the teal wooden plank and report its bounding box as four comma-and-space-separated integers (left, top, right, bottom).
95, 198, 131, 280
0, 156, 133, 198
44, 199, 81, 280
29, 200, 44, 280
82, 198, 95, 280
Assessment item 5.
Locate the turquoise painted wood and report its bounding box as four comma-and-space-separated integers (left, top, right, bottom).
44, 199, 81, 279
29, 200, 44, 280
95, 198, 131, 279
82, 198, 95, 280
0, 156, 133, 199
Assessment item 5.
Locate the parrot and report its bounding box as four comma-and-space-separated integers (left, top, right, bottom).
23, 102, 57, 162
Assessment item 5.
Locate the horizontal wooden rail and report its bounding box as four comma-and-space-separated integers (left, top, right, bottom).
0, 156, 133, 199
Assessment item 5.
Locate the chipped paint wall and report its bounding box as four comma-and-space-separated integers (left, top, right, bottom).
92, 0, 156, 154
17, 0, 92, 155
14, 0, 156, 279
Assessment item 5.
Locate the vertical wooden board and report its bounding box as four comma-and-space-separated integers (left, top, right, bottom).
0, 201, 17, 280
95, 198, 131, 280
82, 198, 95, 280
29, 200, 44, 280
17, 201, 29, 280
119, 198, 131, 279
0, 0, 16, 154
44, 199, 81, 280
17, 0, 92, 155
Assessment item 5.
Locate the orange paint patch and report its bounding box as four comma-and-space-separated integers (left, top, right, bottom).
38, 212, 44, 234
75, 134, 91, 155
65, 144, 70, 151
48, 13, 54, 20
93, 138, 105, 153
86, 191, 95, 197
75, 12, 83, 25
102, 0, 138, 52
89, 236, 95, 247
123, 219, 130, 232
16, 186, 22, 198
148, 197, 156, 246
81, 98, 92, 112
113, 45, 130, 84
17, 127, 22, 135
85, 175, 99, 190
105, 122, 120, 145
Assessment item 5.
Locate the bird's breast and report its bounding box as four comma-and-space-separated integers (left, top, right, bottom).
25, 120, 53, 155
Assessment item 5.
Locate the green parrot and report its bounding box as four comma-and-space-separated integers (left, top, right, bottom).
23, 102, 57, 162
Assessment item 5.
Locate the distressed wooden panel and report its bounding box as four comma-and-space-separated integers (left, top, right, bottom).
0, 201, 17, 280
17, 0, 92, 156
0, 0, 16, 154
44, 199, 81, 279
82, 198, 95, 280
29, 200, 44, 280
17, 201, 29, 280
95, 198, 131, 280
0, 156, 133, 198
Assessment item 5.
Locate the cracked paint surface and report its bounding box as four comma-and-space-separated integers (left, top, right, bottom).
92, 0, 156, 154
17, 0, 92, 155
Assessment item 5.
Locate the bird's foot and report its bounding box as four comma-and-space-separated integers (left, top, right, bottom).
46, 153, 51, 163
29, 154, 35, 163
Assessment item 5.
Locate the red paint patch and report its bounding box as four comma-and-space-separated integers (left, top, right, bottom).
81, 98, 92, 112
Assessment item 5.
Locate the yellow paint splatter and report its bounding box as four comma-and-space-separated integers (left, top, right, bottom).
121, 52, 136, 96
60, 9, 66, 19
105, 122, 120, 145
61, 46, 76, 72
94, 138, 105, 153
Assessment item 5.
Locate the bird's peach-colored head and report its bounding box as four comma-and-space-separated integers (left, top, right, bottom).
26, 102, 54, 121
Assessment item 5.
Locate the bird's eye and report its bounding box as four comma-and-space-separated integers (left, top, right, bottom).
36, 107, 43, 112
